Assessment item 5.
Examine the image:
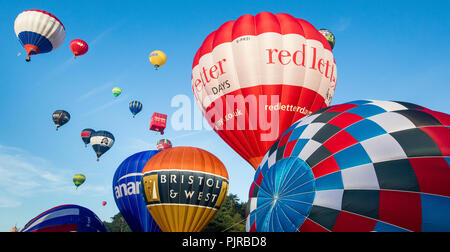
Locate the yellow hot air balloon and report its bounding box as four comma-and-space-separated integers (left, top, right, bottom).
141, 147, 229, 232
149, 50, 167, 70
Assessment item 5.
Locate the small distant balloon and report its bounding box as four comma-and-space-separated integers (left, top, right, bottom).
156, 139, 172, 150
73, 174, 86, 189
90, 130, 115, 161
112, 87, 122, 98
52, 110, 70, 131
69, 39, 88, 58
149, 113, 167, 135
318, 29, 335, 49
129, 101, 143, 118
81, 128, 95, 147
149, 50, 167, 70
14, 9, 66, 62
102, 201, 107, 206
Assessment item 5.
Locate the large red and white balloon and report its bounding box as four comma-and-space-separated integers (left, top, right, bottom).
192, 12, 337, 169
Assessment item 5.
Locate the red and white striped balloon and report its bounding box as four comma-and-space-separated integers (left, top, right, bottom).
191, 12, 337, 169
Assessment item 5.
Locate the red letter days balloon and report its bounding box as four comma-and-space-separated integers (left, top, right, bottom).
247, 100, 450, 232
192, 12, 337, 170
69, 39, 88, 58
141, 147, 229, 232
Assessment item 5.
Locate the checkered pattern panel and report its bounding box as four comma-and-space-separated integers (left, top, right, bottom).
247, 100, 450, 232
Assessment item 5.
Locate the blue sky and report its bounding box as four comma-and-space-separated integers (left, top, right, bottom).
0, 0, 449, 231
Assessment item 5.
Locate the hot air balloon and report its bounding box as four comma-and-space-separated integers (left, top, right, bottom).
73, 174, 86, 189
246, 100, 450, 232
112, 87, 122, 98
156, 139, 172, 150
113, 150, 162, 232
14, 9, 66, 62
141, 147, 229, 232
149, 50, 167, 70
192, 12, 337, 170
90, 130, 115, 161
81, 128, 95, 147
129, 101, 143, 118
69, 39, 88, 58
21, 204, 107, 232
318, 29, 335, 50
102, 201, 107, 206
52, 110, 70, 131
149, 113, 167, 135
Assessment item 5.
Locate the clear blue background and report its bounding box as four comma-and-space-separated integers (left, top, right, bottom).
0, 0, 449, 231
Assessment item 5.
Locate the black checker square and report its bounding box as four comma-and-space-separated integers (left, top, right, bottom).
311, 123, 342, 143
342, 190, 380, 220
307, 205, 340, 231
306, 145, 333, 168
311, 111, 342, 124
394, 110, 443, 127
373, 159, 420, 192
390, 128, 442, 157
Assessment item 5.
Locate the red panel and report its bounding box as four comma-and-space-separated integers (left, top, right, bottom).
332, 211, 377, 232
283, 140, 297, 158
328, 112, 364, 129
32, 224, 77, 232
255, 12, 281, 35
232, 14, 256, 40
298, 219, 330, 232
278, 130, 292, 147
410, 157, 450, 197
323, 130, 359, 154
275, 13, 305, 36
379, 190, 422, 232
420, 127, 450, 156
420, 109, 450, 126
311, 156, 340, 178
325, 103, 358, 113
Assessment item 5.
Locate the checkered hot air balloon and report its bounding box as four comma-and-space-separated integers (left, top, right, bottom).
246, 100, 450, 232
14, 9, 66, 62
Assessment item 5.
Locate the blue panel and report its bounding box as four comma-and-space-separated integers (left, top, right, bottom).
345, 119, 387, 142
253, 157, 316, 232
373, 221, 410, 232
288, 125, 308, 142
346, 104, 387, 118
18, 31, 53, 53
445, 157, 450, 167
345, 100, 372, 105
315, 171, 344, 191
421, 193, 450, 232
290, 139, 309, 157
334, 143, 372, 169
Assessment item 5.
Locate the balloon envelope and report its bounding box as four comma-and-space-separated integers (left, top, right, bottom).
73, 174, 86, 188
90, 130, 115, 161
156, 139, 172, 150
21, 204, 107, 232
112, 87, 122, 97
247, 100, 450, 232
52, 110, 70, 130
81, 128, 95, 147
69, 39, 88, 57
14, 9, 66, 60
149, 50, 167, 69
191, 12, 337, 169
112, 150, 162, 232
129, 101, 143, 117
141, 147, 229, 232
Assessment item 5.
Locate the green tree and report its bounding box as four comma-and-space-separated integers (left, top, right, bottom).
203, 194, 247, 232
103, 213, 131, 232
